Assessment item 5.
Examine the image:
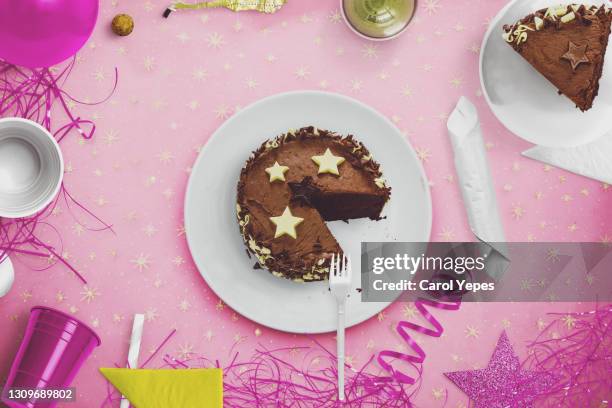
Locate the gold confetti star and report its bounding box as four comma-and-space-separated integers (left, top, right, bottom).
95, 196, 108, 206
21, 290, 32, 302
145, 308, 159, 322
312, 149, 345, 175
131, 253, 151, 272
537, 318, 547, 330
521, 279, 533, 291
192, 67, 208, 81
103, 129, 119, 146
362, 44, 378, 59
143, 56, 155, 71
501, 318, 511, 328
438, 227, 454, 241
270, 207, 304, 239
56, 291, 66, 303
255, 328, 262, 337
172, 27, 192, 40
265, 162, 289, 182
178, 299, 191, 312
143, 224, 158, 237
402, 85, 413, 97
157, 150, 174, 164
112, 313, 124, 323
162, 188, 174, 199
205, 330, 213, 341
214, 104, 231, 119
177, 343, 194, 359
561, 314, 577, 329
92, 68, 105, 81
329, 9, 342, 23
206, 32, 224, 49
511, 204, 525, 220
465, 325, 480, 338
295, 66, 310, 79
245, 77, 259, 89
216, 300, 225, 311
402, 304, 417, 318
415, 147, 432, 162
172, 256, 185, 266
80, 285, 100, 303
450, 77, 463, 88
432, 388, 445, 400
350, 79, 363, 92
73, 223, 85, 236
300, 14, 313, 23
423, 0, 441, 15
568, 223, 578, 232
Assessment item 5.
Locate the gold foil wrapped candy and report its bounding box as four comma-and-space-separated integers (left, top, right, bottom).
165, 0, 286, 17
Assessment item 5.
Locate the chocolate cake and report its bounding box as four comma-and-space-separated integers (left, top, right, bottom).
236, 126, 391, 282
503, 4, 612, 111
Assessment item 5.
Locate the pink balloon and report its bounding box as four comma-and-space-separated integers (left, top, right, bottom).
0, 0, 98, 68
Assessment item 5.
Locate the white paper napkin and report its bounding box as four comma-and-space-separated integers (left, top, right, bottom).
447, 97, 509, 279
522, 134, 612, 184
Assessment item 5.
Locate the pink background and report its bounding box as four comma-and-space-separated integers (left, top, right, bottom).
1, 0, 611, 406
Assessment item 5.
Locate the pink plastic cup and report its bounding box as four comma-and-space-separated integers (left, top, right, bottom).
1, 306, 101, 408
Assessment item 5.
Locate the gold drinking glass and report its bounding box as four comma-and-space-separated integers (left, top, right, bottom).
342, 0, 416, 40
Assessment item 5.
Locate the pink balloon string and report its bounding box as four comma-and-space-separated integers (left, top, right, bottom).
0, 59, 117, 284
377, 298, 461, 384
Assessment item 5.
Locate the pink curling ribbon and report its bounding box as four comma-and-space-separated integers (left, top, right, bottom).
377, 298, 461, 384
0, 59, 117, 284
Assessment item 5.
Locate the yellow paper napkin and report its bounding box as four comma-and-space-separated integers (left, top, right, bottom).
100, 368, 223, 408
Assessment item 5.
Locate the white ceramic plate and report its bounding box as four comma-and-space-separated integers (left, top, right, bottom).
480, 0, 612, 147
184, 91, 432, 334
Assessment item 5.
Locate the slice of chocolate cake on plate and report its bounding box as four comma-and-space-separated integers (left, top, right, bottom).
503, 4, 612, 111
236, 126, 391, 282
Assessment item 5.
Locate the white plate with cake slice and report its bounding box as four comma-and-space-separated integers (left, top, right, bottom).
480, 0, 612, 147
185, 91, 432, 334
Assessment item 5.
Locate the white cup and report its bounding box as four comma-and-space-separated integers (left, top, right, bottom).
0, 118, 64, 218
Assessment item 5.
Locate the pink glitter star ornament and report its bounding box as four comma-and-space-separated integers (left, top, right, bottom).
444, 331, 557, 408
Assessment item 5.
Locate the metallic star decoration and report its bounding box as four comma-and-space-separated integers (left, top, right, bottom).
444, 331, 558, 408
269, 206, 304, 239
311, 148, 345, 175
561, 41, 590, 71
265, 161, 289, 182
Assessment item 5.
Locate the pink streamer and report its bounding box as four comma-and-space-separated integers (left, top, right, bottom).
0, 59, 117, 283
377, 298, 461, 384
524, 304, 612, 407
101, 333, 416, 407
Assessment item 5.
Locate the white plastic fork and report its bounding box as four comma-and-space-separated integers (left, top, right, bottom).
330, 253, 351, 401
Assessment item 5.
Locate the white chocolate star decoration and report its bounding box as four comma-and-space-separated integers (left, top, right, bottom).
265, 161, 289, 182
311, 148, 345, 175
269, 206, 304, 239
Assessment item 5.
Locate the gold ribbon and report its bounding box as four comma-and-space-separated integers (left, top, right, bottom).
169, 0, 286, 13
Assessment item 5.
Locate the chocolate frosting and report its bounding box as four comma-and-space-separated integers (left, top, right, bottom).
236, 126, 391, 282
503, 4, 612, 111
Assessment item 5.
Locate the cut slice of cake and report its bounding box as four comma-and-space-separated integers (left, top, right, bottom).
237, 127, 391, 282
503, 4, 612, 111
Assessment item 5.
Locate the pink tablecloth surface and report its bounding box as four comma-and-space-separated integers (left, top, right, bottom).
1, 0, 611, 406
